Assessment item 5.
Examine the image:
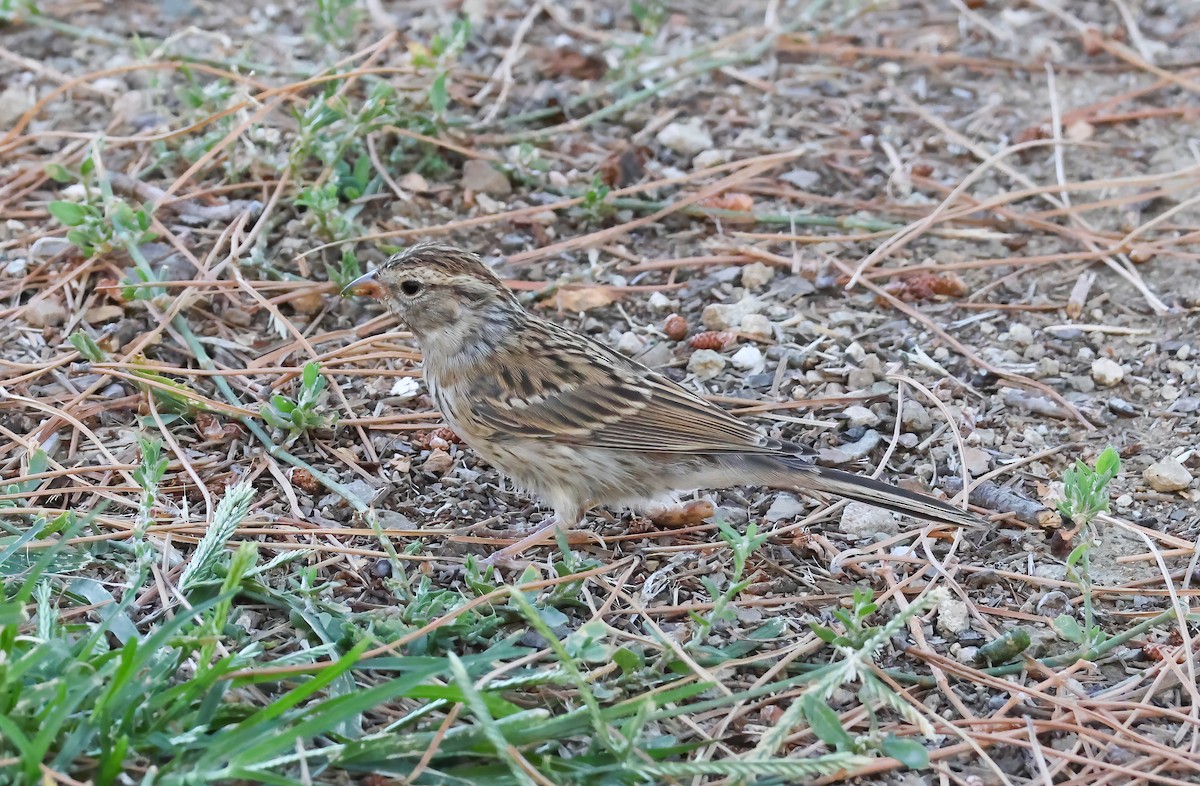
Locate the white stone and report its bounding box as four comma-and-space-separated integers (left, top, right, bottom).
843, 405, 880, 428
766, 494, 805, 522
739, 313, 773, 341
687, 349, 725, 381
655, 120, 713, 156
647, 291, 674, 311
838, 501, 899, 537
740, 262, 775, 290
617, 331, 645, 355
1008, 323, 1034, 346
1143, 457, 1192, 492
389, 377, 420, 400
693, 149, 730, 169
936, 597, 971, 636
731, 345, 765, 373
1091, 357, 1125, 387
701, 295, 762, 330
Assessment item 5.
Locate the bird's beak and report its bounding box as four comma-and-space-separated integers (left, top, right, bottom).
342, 268, 385, 298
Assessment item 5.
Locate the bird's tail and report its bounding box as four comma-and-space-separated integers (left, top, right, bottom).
726, 455, 979, 528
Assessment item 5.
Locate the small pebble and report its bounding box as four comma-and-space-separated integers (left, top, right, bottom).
740, 262, 775, 290
1115, 494, 1133, 508
701, 295, 762, 330
655, 120, 713, 156
687, 348, 726, 381
1035, 591, 1071, 618
765, 494, 805, 522
839, 501, 899, 537
739, 313, 772, 341
1008, 323, 1034, 346
647, 292, 674, 311
730, 344, 764, 373
372, 559, 393, 578
843, 405, 879, 428
1091, 357, 1125, 387
936, 597, 971, 636
616, 331, 645, 355
819, 429, 882, 463
23, 299, 67, 328
901, 400, 933, 432
1143, 457, 1192, 492
423, 448, 454, 475
846, 368, 874, 390
961, 446, 991, 476
693, 149, 730, 169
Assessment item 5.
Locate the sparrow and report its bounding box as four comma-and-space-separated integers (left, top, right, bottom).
345, 242, 978, 561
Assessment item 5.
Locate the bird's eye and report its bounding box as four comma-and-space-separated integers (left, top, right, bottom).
400, 280, 423, 296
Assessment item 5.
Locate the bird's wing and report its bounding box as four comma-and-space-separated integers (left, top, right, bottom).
466, 322, 813, 457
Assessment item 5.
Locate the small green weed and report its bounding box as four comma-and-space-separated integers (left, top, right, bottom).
45, 152, 163, 299
261, 361, 331, 437
410, 16, 471, 118
1057, 445, 1120, 526
579, 175, 615, 222
309, 0, 361, 47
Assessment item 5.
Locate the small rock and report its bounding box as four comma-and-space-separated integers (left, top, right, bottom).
85, 305, 124, 323
0, 84, 36, 129
731, 345, 764, 373
819, 429, 882, 463
839, 501, 899, 537
1035, 591, 1070, 618
900, 400, 933, 432
687, 349, 726, 381
4, 258, 27, 276
765, 494, 805, 522
740, 262, 775, 290
702, 295, 762, 330
647, 292, 674, 311
693, 149, 730, 169
423, 448, 454, 475
1115, 493, 1133, 509
343, 479, 384, 507
779, 168, 820, 189
1008, 323, 1034, 346
389, 377, 421, 401
935, 597, 971, 636
961, 447, 991, 476
655, 120, 713, 156
846, 368, 875, 390
1091, 357, 1125, 387
844, 341, 867, 363
843, 405, 880, 428
398, 172, 430, 193
461, 160, 511, 197
739, 313, 773, 341
616, 331, 645, 355
23, 299, 67, 327
1143, 457, 1192, 492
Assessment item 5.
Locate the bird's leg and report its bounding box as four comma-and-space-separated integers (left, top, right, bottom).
481, 504, 590, 566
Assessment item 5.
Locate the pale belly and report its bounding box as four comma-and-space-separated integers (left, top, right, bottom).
431, 378, 700, 518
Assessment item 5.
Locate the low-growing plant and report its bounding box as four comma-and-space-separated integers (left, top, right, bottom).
1057, 445, 1120, 526
261, 361, 331, 437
